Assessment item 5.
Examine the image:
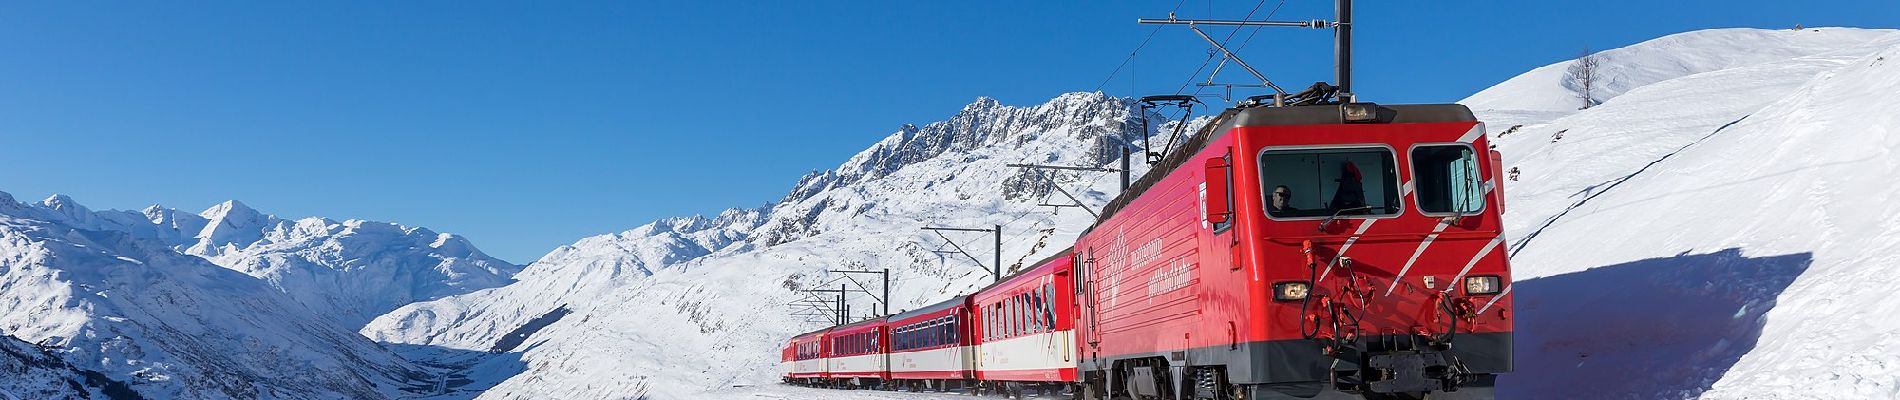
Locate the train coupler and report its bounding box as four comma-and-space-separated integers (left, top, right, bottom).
1363, 351, 1471, 394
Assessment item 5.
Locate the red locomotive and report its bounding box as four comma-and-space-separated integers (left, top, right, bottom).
779, 1, 1512, 397
781, 93, 1514, 399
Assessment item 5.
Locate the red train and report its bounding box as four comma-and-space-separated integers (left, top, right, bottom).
782, 99, 1514, 399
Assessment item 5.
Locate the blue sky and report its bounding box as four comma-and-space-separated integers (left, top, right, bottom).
1, 1, 1892, 263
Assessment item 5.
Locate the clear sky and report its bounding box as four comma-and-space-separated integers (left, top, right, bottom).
1, 1, 1892, 263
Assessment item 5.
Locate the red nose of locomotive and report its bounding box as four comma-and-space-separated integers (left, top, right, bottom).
1240, 104, 1514, 397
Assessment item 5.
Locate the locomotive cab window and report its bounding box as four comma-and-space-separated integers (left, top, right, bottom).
1411, 144, 1486, 214
1259, 147, 1402, 219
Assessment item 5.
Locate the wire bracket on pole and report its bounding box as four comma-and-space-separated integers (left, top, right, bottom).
922, 226, 1004, 282
1005, 164, 1103, 217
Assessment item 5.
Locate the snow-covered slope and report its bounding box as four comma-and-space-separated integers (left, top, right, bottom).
11, 195, 521, 328
364, 92, 1176, 399
0, 331, 137, 400
1463, 27, 1900, 399
0, 191, 447, 399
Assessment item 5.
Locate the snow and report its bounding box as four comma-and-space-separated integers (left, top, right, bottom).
1464, 27, 1900, 398
1462, 27, 1898, 114
0, 331, 104, 399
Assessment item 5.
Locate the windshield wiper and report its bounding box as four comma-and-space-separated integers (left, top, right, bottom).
1317, 206, 1375, 232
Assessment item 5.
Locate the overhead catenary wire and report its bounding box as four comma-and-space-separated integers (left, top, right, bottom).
1093, 0, 1191, 92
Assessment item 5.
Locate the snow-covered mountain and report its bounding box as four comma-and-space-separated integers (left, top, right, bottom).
0, 192, 525, 398
0, 191, 448, 399
362, 91, 1174, 399
14, 195, 522, 328
1463, 27, 1900, 399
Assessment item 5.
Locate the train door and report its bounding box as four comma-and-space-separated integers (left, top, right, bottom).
1078, 249, 1102, 365
1204, 149, 1239, 272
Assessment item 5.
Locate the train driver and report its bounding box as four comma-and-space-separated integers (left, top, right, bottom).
1269, 185, 1299, 215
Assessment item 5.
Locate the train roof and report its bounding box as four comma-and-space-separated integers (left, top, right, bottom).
969, 246, 1074, 296
834, 316, 887, 332
887, 295, 967, 322
792, 326, 831, 339
1084, 103, 1476, 236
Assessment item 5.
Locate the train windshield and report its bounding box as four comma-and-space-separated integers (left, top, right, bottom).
1259, 147, 1401, 219
1411, 144, 1486, 214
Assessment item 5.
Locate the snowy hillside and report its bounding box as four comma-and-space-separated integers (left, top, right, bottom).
18, 195, 521, 328
1463, 27, 1900, 399
0, 191, 452, 399
0, 331, 135, 400
363, 92, 1177, 399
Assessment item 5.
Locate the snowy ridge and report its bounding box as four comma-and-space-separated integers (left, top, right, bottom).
1466, 27, 1900, 398
364, 91, 1174, 399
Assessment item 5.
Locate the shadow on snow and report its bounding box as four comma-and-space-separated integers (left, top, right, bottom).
1501, 248, 1810, 399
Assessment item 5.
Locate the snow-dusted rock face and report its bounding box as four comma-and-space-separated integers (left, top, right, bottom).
364, 91, 1174, 399
1463, 27, 1900, 398
0, 193, 440, 399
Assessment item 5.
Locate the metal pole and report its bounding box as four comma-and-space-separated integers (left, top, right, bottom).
993, 224, 1003, 280
839, 283, 847, 325
1335, 0, 1353, 99
1120, 144, 1131, 190
881, 268, 890, 317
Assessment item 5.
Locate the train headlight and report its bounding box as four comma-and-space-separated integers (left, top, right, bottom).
1464, 275, 1502, 295
1342, 102, 1381, 123
1273, 282, 1310, 302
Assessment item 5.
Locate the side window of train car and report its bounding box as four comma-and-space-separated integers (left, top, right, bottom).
1410, 144, 1486, 215
1022, 293, 1034, 334
1259, 147, 1403, 219
988, 305, 1003, 339
1042, 283, 1056, 330
1004, 297, 1014, 338
1026, 292, 1039, 333
1010, 295, 1026, 335
1030, 291, 1044, 332
989, 303, 998, 340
